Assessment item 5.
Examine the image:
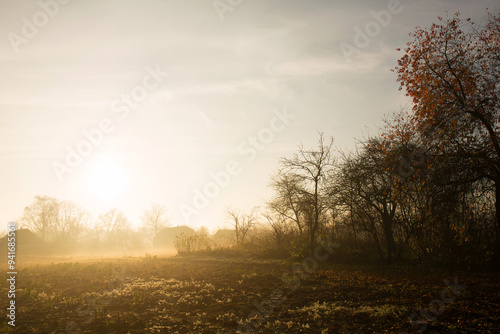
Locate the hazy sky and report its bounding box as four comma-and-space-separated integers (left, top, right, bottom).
0, 0, 496, 231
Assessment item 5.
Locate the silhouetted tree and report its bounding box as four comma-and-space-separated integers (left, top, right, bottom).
333, 138, 403, 263
226, 207, 257, 247
262, 210, 292, 251
273, 133, 334, 254
267, 173, 307, 235
395, 11, 500, 243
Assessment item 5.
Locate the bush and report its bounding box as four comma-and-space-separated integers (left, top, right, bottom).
174, 232, 212, 254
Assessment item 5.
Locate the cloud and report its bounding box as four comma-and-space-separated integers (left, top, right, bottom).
157, 78, 282, 102
267, 52, 386, 77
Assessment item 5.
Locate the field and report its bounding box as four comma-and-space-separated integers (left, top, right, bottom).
1, 254, 499, 334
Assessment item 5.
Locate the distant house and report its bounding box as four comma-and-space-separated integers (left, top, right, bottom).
153, 226, 195, 251
0, 228, 51, 256
212, 229, 236, 247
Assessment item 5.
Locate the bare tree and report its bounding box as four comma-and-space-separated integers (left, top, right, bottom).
98, 209, 131, 251
226, 207, 258, 247
54, 200, 88, 243
332, 138, 401, 263
273, 133, 334, 253
99, 209, 129, 234
141, 204, 169, 236
262, 210, 291, 250
20, 195, 59, 241
267, 173, 306, 235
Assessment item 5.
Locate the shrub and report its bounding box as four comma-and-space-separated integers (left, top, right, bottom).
174, 232, 213, 254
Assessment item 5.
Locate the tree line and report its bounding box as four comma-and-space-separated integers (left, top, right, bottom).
226, 11, 500, 268
16, 197, 170, 253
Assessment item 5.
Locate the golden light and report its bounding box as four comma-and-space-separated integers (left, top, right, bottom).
86, 157, 128, 201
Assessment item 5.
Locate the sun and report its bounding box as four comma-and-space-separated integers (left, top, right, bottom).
86, 157, 128, 201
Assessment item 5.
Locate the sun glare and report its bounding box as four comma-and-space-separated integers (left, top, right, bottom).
86, 157, 128, 201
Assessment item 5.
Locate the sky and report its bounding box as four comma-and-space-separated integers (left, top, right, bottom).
0, 0, 496, 232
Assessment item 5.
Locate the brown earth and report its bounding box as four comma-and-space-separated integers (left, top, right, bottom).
1, 254, 498, 333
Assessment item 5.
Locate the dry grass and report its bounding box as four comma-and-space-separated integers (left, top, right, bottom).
1, 254, 499, 333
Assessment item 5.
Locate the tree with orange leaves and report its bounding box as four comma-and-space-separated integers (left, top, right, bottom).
394, 11, 500, 242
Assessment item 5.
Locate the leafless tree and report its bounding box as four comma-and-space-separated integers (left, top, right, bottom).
98, 208, 131, 251
141, 203, 170, 236
226, 207, 258, 247
267, 173, 306, 235
332, 138, 400, 263
20, 195, 59, 241
54, 200, 88, 243
262, 210, 291, 250
271, 133, 334, 253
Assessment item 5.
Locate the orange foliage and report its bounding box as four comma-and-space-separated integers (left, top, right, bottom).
393, 11, 500, 157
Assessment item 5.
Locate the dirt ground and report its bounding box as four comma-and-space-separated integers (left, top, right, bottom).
1, 254, 499, 333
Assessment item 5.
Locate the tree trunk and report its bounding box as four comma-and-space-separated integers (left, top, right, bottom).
309, 224, 317, 255
372, 232, 384, 263
382, 216, 395, 264
495, 179, 500, 246
351, 210, 358, 248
